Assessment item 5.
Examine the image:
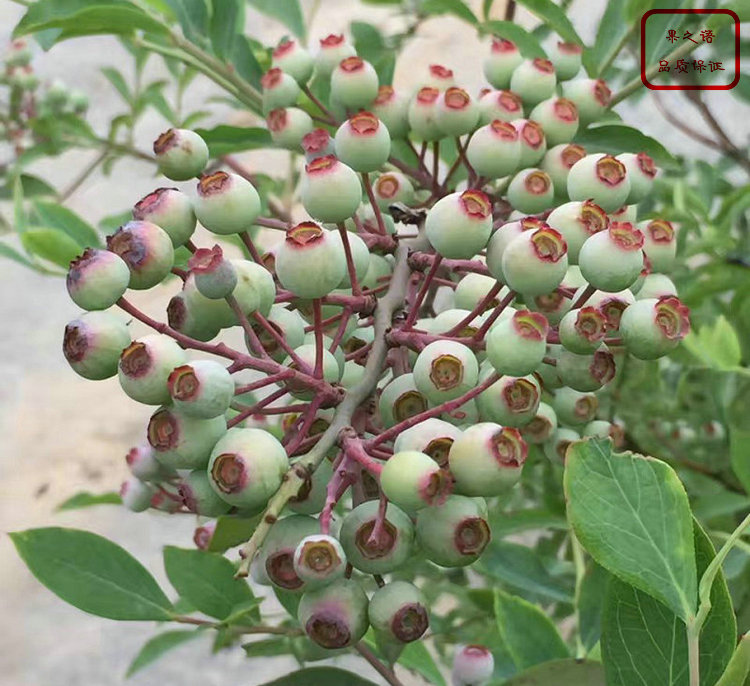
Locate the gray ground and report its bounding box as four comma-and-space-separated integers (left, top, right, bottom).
0, 1, 746, 685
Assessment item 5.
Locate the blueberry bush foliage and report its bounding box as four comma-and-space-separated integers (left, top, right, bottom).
5, 1, 750, 685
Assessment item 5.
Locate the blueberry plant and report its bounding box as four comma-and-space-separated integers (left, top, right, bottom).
7, 2, 750, 686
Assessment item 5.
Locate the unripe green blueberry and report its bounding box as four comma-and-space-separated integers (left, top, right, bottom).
510, 58, 557, 106
272, 39, 314, 84
379, 373, 429, 428
620, 296, 690, 360
454, 273, 504, 311
408, 87, 441, 141
486, 216, 544, 282
148, 406, 226, 469
466, 120, 521, 179
342, 325, 375, 356
548, 41, 583, 81
431, 308, 480, 336
586, 289, 635, 331
521, 401, 557, 444
153, 128, 208, 181
261, 515, 320, 591
5, 39, 32, 67
276, 222, 347, 299
543, 427, 580, 463
639, 218, 677, 273
393, 418, 462, 468
557, 347, 616, 391
552, 386, 598, 426
452, 644, 495, 686
567, 154, 631, 212
66, 248, 130, 311
359, 202, 396, 235
546, 199, 608, 263
702, 420, 726, 444
413, 340, 479, 404
283, 343, 341, 399
261, 67, 301, 114
529, 97, 579, 145
302, 128, 335, 162
373, 172, 414, 209
166, 291, 221, 342
562, 78, 611, 124
583, 419, 625, 448
177, 274, 234, 330
618, 152, 657, 204
483, 38, 523, 89
609, 204, 638, 224
118, 334, 187, 405
254, 305, 306, 362
559, 306, 607, 353
288, 458, 334, 514
293, 534, 347, 589
178, 470, 232, 517
120, 476, 156, 513
133, 187, 196, 248
442, 398, 480, 427
314, 34, 356, 77
234, 258, 275, 318
298, 578, 369, 649
267, 107, 314, 149
44, 79, 69, 108
301, 155, 362, 223
487, 310, 549, 376
331, 56, 379, 109
523, 288, 572, 326
507, 168, 555, 214
502, 225, 568, 295
208, 427, 288, 510
476, 372, 541, 427
478, 89, 524, 124
512, 118, 547, 167
339, 500, 415, 574
127, 445, 174, 484
381, 450, 453, 512
542, 143, 586, 196
188, 245, 237, 300
416, 495, 491, 567
369, 581, 429, 644
330, 230, 369, 288
334, 111, 391, 172
449, 423, 527, 496
635, 273, 677, 300
193, 171, 261, 235
423, 63, 455, 89
302, 331, 345, 375
106, 221, 174, 290
371, 85, 410, 139
436, 87, 480, 136
425, 189, 493, 259
578, 222, 644, 292
167, 359, 233, 418
63, 311, 131, 380
69, 89, 89, 113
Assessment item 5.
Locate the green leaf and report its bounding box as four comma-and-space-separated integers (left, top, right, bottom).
515, 0, 583, 45
31, 200, 100, 247
399, 641, 447, 686
583, 0, 629, 76
247, 0, 305, 40
231, 36, 263, 90
480, 20, 546, 58
56, 491, 121, 511
642, 0, 688, 66
493, 589, 569, 670
714, 633, 750, 686
682, 316, 742, 370
242, 637, 289, 658
574, 124, 679, 170
259, 668, 380, 686
101, 66, 131, 102
0, 174, 57, 200
578, 562, 609, 651
210, 0, 241, 60
165, 0, 209, 43
274, 587, 301, 619
502, 659, 605, 685
163, 546, 255, 620
564, 438, 697, 621
126, 630, 203, 677
193, 125, 272, 157
10, 528, 173, 620
490, 507, 568, 537
0, 240, 38, 270
421, 0, 478, 24
601, 522, 736, 686
21, 228, 82, 268
730, 426, 750, 495
141, 84, 177, 123
207, 514, 262, 552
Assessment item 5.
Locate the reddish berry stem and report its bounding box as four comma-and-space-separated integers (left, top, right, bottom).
337, 223, 363, 295
404, 254, 443, 328
361, 172, 387, 235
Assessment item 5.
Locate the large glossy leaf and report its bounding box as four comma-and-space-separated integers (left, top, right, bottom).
31, 200, 101, 247
207, 513, 262, 552
583, 0, 628, 77
714, 634, 750, 686
163, 546, 255, 620
126, 630, 203, 677
210, 0, 242, 60
489, 507, 567, 537
682, 316, 743, 370
231, 36, 263, 90
247, 0, 305, 39
601, 523, 736, 686
10, 528, 173, 620
565, 438, 697, 622
259, 668, 380, 686
516, 0, 583, 45
399, 641, 447, 686
501, 659, 605, 685
194, 125, 272, 157
0, 174, 57, 200
574, 125, 679, 170
480, 21, 546, 58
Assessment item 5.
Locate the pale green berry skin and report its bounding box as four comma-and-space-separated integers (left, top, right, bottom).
261, 515, 320, 591
148, 406, 226, 470
260, 305, 307, 362
548, 41, 583, 81
639, 219, 677, 273
208, 428, 288, 510
340, 360, 366, 389
334, 113, 391, 172
302, 331, 345, 376
283, 344, 340, 400
330, 230, 369, 288
620, 297, 689, 360
537, 345, 563, 389
153, 128, 209, 181
118, 334, 187, 405
234, 259, 275, 318
407, 88, 441, 141
452, 645, 495, 686
585, 289, 635, 331
268, 107, 314, 149
448, 422, 527, 496
583, 419, 615, 440
167, 291, 221, 342
542, 143, 587, 197
331, 58, 379, 109
483, 39, 523, 89
635, 273, 677, 300
510, 58, 557, 106
529, 97, 579, 146
414, 340, 479, 404
609, 205, 638, 224
478, 89, 524, 124
507, 168, 555, 214
486, 310, 549, 376
298, 579, 369, 649
373, 172, 415, 209
436, 87, 480, 136
262, 68, 301, 114
293, 534, 347, 588
288, 458, 334, 514
314, 36, 356, 77
543, 427, 580, 463
301, 156, 362, 223
578, 226, 644, 292
431, 309, 480, 335
486, 218, 534, 282
167, 359, 234, 419
393, 418, 462, 468
194, 172, 261, 235
368, 581, 429, 644
521, 401, 558, 444
501, 227, 569, 296
381, 450, 451, 513
360, 202, 396, 235
546, 200, 609, 263
454, 273, 503, 311
476, 372, 541, 427
379, 373, 428, 428
179, 470, 232, 517
441, 398, 480, 428
557, 347, 616, 391
371, 86, 410, 139
133, 187, 196, 248
339, 500, 415, 574
466, 120, 521, 179
562, 78, 611, 124
106, 221, 174, 290
559, 306, 607, 354
66, 249, 130, 310
425, 190, 493, 260
552, 386, 599, 426
121, 476, 156, 513
63, 311, 131, 380
567, 153, 631, 213
272, 40, 314, 84
513, 119, 547, 168
522, 289, 572, 327
180, 274, 234, 330
415, 495, 490, 567
618, 153, 657, 204
189, 247, 237, 300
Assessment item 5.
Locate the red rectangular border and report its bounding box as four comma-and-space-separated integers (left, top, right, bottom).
640, 9, 740, 91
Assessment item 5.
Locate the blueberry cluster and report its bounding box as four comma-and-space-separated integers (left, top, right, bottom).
60, 32, 691, 667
